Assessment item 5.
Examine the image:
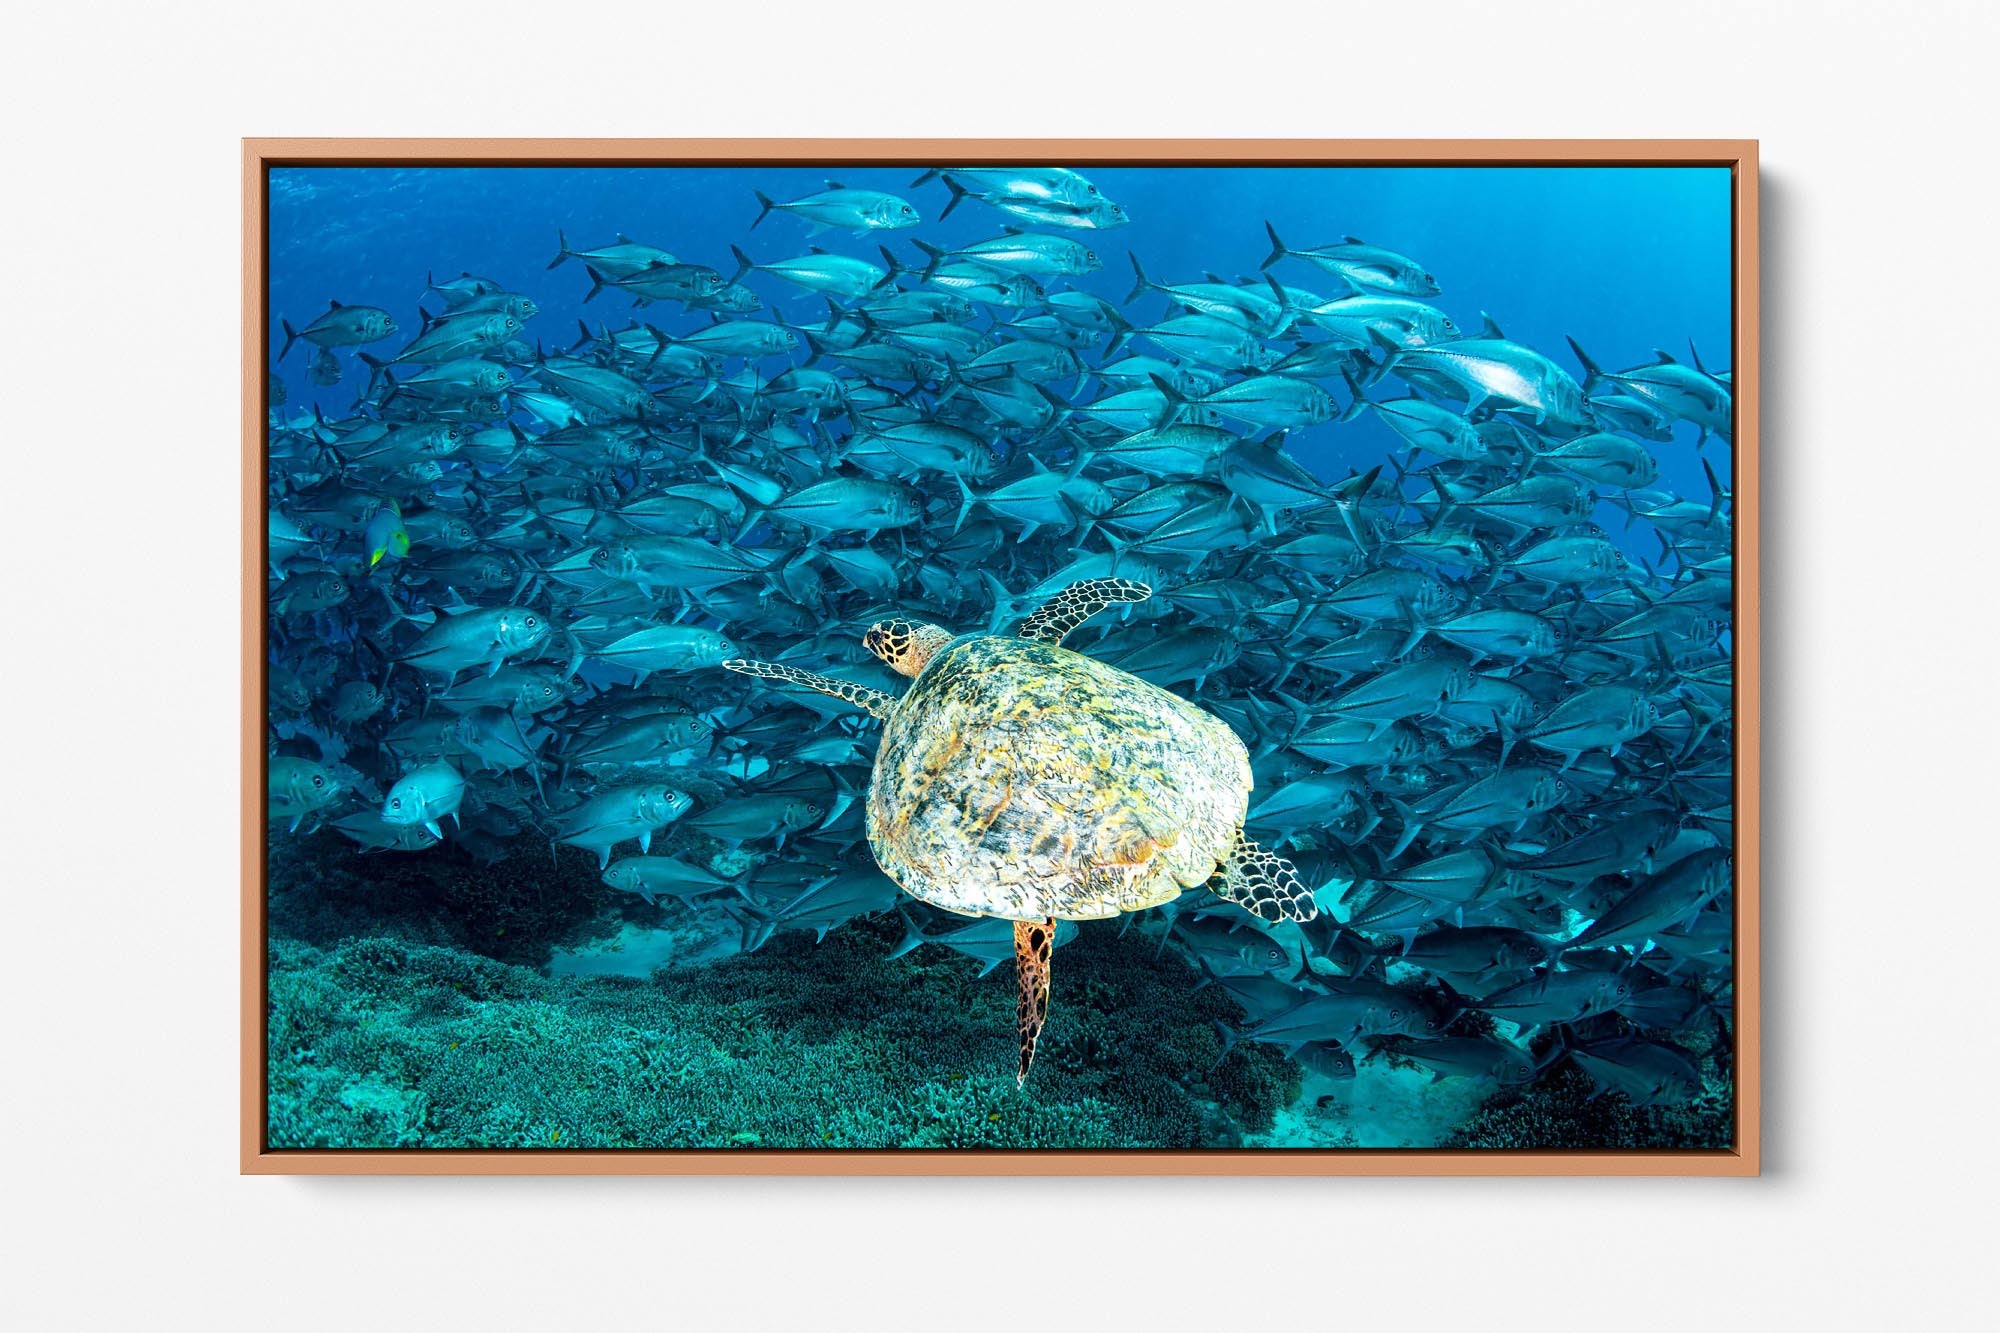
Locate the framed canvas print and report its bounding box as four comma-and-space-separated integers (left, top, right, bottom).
244, 139, 1758, 1174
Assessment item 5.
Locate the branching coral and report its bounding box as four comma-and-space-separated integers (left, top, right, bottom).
266, 911, 1299, 1150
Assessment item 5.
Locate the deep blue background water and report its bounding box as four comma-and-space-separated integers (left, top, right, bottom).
269, 164, 1732, 512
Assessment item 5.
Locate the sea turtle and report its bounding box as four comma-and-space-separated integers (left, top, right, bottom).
720, 577, 1317, 1084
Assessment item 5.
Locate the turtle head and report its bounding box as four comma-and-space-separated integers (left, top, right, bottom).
864, 619, 952, 678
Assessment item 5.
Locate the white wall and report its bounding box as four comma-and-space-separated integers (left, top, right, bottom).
5, 1, 1993, 1328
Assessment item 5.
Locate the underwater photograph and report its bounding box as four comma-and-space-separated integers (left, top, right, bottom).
261, 161, 1737, 1153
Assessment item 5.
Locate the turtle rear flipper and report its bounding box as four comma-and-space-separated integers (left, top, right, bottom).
1017, 578, 1153, 646
1015, 917, 1056, 1086
721, 659, 895, 721
1216, 832, 1319, 923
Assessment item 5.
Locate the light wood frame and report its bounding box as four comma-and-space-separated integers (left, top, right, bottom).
243, 138, 1760, 1175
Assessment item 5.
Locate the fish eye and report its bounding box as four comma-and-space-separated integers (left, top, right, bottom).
390, 798, 401, 808
1390, 1008, 1403, 1020
525, 616, 538, 627
312, 775, 324, 787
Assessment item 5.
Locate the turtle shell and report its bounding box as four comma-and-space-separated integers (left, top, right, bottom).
866, 635, 1251, 921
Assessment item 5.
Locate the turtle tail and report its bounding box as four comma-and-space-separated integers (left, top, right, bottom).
1015, 917, 1056, 1086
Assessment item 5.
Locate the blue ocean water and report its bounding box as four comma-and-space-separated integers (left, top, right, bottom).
271, 165, 1731, 511
264, 163, 1735, 1151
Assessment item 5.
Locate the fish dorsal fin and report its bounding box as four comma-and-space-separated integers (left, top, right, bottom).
1653, 348, 1678, 364
808, 245, 828, 255
1023, 452, 1052, 474
1343, 235, 1366, 245
825, 179, 847, 190
1204, 271, 1227, 284
616, 233, 633, 243
1480, 312, 1507, 340
328, 299, 343, 310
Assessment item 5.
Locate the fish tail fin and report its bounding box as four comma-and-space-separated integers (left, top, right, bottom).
938, 173, 970, 220
874, 245, 901, 290
1566, 335, 1605, 393
1147, 371, 1190, 429
356, 351, 388, 397
952, 473, 977, 534
751, 190, 777, 230
728, 902, 778, 954
545, 229, 570, 269
909, 168, 941, 189
1124, 251, 1152, 304
1102, 300, 1134, 358
582, 266, 610, 304
728, 244, 755, 285
279, 318, 300, 362
910, 238, 946, 282
1366, 326, 1405, 376
1260, 220, 1288, 270
1211, 1021, 1241, 1067
978, 571, 1017, 632
1383, 796, 1424, 860
1338, 366, 1371, 423
886, 907, 928, 959
1262, 270, 1296, 314
641, 322, 675, 373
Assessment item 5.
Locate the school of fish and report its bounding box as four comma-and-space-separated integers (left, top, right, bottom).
266, 166, 1734, 1112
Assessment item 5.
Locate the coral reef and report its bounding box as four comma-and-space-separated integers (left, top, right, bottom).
266, 911, 1299, 1150
1439, 1054, 1733, 1150
266, 836, 1726, 1151
270, 830, 621, 967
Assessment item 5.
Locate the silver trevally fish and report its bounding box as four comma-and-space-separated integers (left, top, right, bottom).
1261, 222, 1441, 296
753, 183, 919, 235
278, 299, 397, 360
393, 604, 551, 681
1377, 322, 1592, 427
557, 785, 693, 869
381, 761, 466, 839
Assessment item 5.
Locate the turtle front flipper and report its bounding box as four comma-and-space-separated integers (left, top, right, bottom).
1017, 578, 1153, 646
1015, 916, 1056, 1086
721, 659, 895, 722
1215, 832, 1319, 923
